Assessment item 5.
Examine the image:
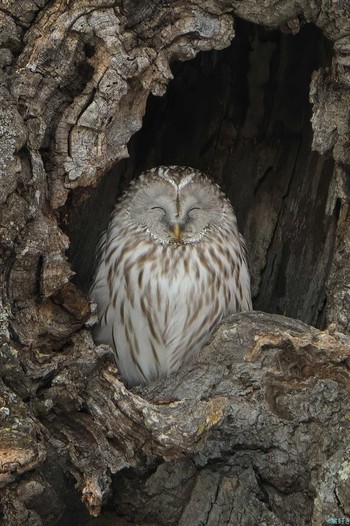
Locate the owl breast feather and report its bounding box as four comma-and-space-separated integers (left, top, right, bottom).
91, 224, 251, 387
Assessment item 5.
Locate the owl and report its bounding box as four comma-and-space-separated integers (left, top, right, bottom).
90, 166, 252, 386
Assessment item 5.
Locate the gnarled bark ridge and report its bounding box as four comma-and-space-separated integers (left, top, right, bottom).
0, 1, 350, 525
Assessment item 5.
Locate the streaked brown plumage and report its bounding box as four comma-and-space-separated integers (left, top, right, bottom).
90, 166, 252, 386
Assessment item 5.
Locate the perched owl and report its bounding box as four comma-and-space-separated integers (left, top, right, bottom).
90, 166, 252, 386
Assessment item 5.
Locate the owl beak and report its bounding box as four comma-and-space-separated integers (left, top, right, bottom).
171, 223, 182, 241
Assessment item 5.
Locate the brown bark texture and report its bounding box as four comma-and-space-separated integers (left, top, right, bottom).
0, 1, 350, 525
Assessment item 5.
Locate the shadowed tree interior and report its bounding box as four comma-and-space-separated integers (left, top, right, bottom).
66, 19, 334, 328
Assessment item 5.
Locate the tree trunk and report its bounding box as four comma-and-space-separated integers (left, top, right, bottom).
1, 1, 350, 525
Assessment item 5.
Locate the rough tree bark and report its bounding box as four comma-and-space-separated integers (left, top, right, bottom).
0, 1, 350, 525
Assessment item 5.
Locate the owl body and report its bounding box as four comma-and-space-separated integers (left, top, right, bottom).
91, 166, 251, 386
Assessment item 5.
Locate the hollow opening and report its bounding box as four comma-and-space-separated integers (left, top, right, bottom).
65, 19, 336, 328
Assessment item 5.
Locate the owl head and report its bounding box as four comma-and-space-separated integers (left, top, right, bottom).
125, 166, 230, 245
